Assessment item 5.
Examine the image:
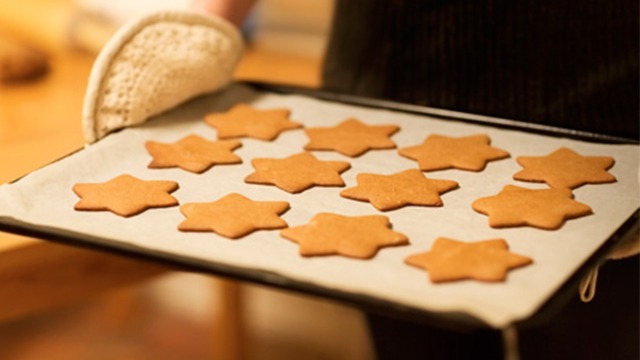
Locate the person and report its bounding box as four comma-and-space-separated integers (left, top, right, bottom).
193, 0, 638, 140
190, 0, 256, 27
193, 1, 639, 358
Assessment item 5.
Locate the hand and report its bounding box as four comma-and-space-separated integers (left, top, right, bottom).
607, 231, 639, 260
190, 0, 257, 26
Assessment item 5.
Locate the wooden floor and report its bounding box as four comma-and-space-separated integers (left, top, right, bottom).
0, 275, 374, 360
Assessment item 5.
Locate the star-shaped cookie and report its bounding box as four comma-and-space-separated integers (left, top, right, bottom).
398, 134, 510, 171
280, 213, 409, 259
471, 185, 592, 230
513, 147, 616, 189
405, 237, 533, 283
340, 169, 459, 211
145, 134, 242, 173
245, 152, 351, 193
205, 103, 302, 141
304, 118, 400, 157
178, 193, 289, 239
73, 174, 179, 217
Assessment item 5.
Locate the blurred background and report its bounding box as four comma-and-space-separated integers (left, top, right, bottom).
0, 0, 376, 359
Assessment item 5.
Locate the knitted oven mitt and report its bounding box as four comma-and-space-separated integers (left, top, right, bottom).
82, 11, 244, 143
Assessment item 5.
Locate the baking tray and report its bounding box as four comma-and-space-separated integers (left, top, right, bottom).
0, 82, 638, 330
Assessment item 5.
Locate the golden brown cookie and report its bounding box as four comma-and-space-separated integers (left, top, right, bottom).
405, 237, 533, 283
145, 134, 242, 173
245, 152, 351, 193
178, 193, 289, 239
513, 147, 616, 189
304, 118, 400, 157
204, 103, 302, 141
398, 134, 510, 171
280, 213, 409, 259
471, 185, 592, 230
73, 174, 179, 217
340, 169, 459, 211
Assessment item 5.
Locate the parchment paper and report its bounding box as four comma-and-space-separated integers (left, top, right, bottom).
0, 84, 638, 328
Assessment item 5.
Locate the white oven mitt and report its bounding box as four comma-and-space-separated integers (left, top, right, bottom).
82, 11, 243, 143
579, 230, 638, 302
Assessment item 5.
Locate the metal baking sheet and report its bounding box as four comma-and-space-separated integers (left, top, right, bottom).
0, 83, 637, 328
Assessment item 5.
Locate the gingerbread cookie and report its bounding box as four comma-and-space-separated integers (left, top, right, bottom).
472, 185, 592, 230
145, 134, 242, 173
178, 193, 289, 239
398, 134, 510, 171
73, 174, 179, 217
405, 237, 533, 283
304, 118, 399, 157
340, 169, 459, 211
513, 147, 616, 189
280, 213, 409, 259
245, 152, 351, 193
205, 103, 302, 141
